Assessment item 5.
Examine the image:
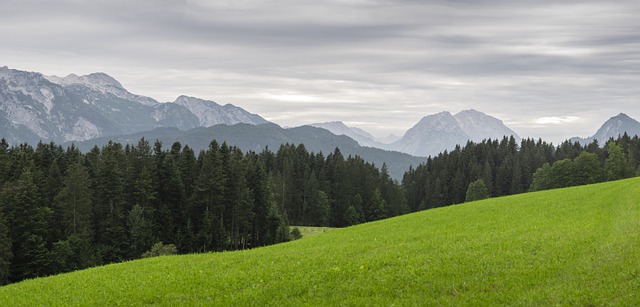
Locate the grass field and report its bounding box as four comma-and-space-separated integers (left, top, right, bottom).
292, 226, 335, 238
1, 178, 639, 305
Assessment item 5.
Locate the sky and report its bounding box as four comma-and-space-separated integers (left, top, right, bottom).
1, 0, 639, 144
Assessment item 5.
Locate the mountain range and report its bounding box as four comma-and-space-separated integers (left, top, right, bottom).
0, 66, 267, 144
2, 66, 639, 179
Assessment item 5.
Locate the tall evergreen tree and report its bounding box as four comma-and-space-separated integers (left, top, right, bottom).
93, 142, 128, 263
55, 162, 93, 238
5, 168, 52, 281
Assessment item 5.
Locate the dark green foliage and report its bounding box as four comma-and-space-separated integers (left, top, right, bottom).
290, 227, 302, 240
465, 179, 489, 202
127, 204, 156, 258
573, 151, 604, 185
368, 189, 387, 221
605, 142, 634, 181
4, 168, 53, 281
55, 162, 93, 238
530, 163, 552, 192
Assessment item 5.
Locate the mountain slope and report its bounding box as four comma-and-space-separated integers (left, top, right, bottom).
2, 177, 638, 305
389, 111, 469, 157
172, 95, 268, 127
454, 109, 520, 143
0, 66, 269, 144
70, 123, 424, 180
309, 121, 383, 148
571, 113, 640, 145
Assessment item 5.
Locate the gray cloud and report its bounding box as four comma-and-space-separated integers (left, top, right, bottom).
1, 0, 638, 143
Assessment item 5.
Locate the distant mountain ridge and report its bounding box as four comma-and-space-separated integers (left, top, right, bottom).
570, 113, 640, 145
309, 110, 520, 157
0, 66, 268, 144
9, 65, 637, 179
380, 110, 520, 157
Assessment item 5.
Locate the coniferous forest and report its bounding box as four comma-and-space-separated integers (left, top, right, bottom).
0, 138, 405, 284
1, 134, 640, 285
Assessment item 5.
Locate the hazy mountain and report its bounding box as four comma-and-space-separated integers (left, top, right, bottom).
570, 113, 640, 145
387, 110, 520, 157
377, 134, 402, 144
389, 112, 469, 157
311, 110, 519, 157
0, 66, 269, 145
71, 123, 425, 180
309, 121, 384, 148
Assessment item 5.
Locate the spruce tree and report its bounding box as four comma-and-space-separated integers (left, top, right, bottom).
5, 168, 52, 281
55, 162, 93, 238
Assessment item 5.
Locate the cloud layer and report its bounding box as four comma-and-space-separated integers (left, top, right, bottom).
1, 0, 639, 143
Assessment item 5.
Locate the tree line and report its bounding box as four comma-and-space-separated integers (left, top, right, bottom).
0, 138, 406, 285
402, 134, 640, 210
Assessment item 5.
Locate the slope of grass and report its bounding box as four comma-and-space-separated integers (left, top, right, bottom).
1, 178, 639, 305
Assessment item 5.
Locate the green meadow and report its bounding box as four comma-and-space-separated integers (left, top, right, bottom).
293, 226, 335, 238
1, 177, 639, 305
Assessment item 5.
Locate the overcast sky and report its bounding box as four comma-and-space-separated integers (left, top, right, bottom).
2, 0, 639, 144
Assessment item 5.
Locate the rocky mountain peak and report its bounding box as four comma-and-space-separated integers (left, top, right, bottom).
45, 72, 124, 92
570, 113, 640, 145
454, 109, 520, 143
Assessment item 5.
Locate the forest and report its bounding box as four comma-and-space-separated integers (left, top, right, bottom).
1, 134, 639, 285
0, 138, 404, 284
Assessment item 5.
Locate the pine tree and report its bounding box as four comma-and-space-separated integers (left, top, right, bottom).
192, 141, 227, 251
368, 188, 387, 221
127, 204, 156, 258
93, 142, 128, 263
5, 168, 53, 281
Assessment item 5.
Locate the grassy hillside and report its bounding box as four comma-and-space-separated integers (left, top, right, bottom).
1, 178, 639, 305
